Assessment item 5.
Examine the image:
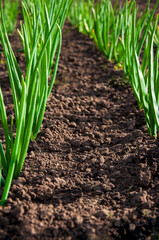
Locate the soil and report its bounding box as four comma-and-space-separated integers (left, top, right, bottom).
0, 1, 159, 240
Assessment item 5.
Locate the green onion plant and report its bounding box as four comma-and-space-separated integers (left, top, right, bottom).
68, 0, 94, 34
0, 0, 72, 205
3, 0, 19, 33
129, 3, 159, 136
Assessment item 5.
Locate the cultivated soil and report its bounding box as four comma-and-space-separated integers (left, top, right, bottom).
0, 1, 159, 240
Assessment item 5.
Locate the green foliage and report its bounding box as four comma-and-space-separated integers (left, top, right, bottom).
0, 0, 72, 205
68, 0, 159, 137
3, 0, 19, 33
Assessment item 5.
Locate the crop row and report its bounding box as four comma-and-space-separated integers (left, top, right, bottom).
0, 0, 72, 205
68, 0, 159, 137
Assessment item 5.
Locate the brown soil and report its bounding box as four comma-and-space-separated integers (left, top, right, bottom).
0, 1, 159, 240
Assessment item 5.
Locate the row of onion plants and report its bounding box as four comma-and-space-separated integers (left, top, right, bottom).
68, 0, 159, 137
0, 0, 72, 205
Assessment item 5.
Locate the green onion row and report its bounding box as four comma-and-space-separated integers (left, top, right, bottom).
68, 0, 159, 136
0, 0, 72, 205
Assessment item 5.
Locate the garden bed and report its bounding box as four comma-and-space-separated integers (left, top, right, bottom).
0, 1, 159, 239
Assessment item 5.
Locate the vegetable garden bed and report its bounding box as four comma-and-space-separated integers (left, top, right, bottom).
0, 0, 159, 239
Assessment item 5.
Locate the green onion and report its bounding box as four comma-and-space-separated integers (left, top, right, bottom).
2, 0, 19, 34
0, 0, 72, 205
